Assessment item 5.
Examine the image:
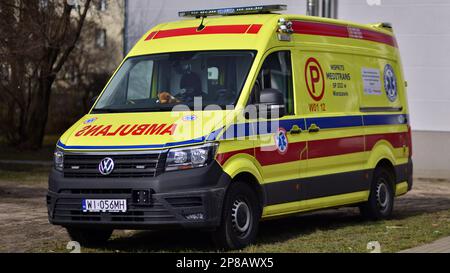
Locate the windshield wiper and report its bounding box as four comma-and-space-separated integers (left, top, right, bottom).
91, 108, 122, 113
122, 107, 174, 113
92, 106, 174, 114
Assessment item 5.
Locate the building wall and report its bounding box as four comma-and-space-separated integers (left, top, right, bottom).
89, 0, 125, 71
338, 0, 450, 179
412, 131, 450, 179
338, 0, 450, 132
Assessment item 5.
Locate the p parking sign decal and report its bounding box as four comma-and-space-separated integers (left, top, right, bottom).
305, 57, 325, 102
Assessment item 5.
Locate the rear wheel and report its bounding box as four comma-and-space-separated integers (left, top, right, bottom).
66, 227, 113, 247
212, 182, 261, 250
360, 167, 395, 220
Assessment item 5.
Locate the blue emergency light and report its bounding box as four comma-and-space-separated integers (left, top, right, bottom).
178, 4, 287, 18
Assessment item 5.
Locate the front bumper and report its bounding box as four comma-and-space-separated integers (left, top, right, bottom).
47, 161, 230, 229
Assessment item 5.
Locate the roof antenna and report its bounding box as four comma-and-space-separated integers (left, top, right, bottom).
197, 16, 206, 31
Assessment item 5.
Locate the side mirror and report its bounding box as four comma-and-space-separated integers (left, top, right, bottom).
257, 88, 286, 119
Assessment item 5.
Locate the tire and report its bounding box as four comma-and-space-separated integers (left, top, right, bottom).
212, 182, 261, 250
66, 227, 113, 247
360, 167, 395, 220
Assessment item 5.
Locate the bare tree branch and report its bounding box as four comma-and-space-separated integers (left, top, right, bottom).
0, 0, 96, 149
52, 0, 92, 74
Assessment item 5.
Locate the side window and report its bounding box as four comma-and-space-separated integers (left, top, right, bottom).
250, 51, 294, 115
206, 65, 222, 96
208, 67, 219, 83
127, 60, 154, 100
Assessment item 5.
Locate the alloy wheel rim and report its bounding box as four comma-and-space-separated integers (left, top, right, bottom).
231, 199, 252, 237
376, 180, 390, 211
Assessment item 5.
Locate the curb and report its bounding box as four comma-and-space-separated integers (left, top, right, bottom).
399, 236, 450, 253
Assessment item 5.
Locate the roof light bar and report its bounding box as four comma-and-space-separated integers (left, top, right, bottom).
178, 5, 287, 18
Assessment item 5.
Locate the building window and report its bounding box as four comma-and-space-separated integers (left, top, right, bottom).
96, 29, 107, 48
0, 63, 11, 83
98, 0, 108, 11
39, 0, 49, 11
64, 66, 79, 84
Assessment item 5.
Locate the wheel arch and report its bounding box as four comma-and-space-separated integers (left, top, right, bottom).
219, 154, 265, 210
374, 158, 397, 191
367, 140, 398, 189
367, 140, 397, 169
232, 172, 266, 211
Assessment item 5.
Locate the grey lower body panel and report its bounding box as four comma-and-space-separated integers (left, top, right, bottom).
47, 162, 230, 229
263, 160, 413, 206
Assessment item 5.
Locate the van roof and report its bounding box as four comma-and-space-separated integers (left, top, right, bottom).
128, 13, 396, 57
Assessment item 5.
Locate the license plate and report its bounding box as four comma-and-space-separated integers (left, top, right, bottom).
82, 199, 127, 213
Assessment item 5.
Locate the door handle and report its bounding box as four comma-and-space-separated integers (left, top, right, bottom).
308, 124, 320, 133
289, 125, 302, 135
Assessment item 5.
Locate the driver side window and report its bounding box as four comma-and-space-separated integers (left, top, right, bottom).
249, 51, 294, 115
127, 60, 154, 100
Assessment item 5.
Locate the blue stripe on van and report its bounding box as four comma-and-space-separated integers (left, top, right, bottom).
57, 136, 206, 150
57, 141, 165, 150
254, 119, 307, 135
219, 119, 307, 140
305, 115, 363, 129
206, 127, 224, 141
57, 114, 409, 150
220, 123, 254, 140
279, 119, 307, 131
363, 114, 408, 126
220, 114, 408, 140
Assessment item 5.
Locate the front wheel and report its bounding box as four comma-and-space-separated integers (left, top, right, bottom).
212, 182, 261, 250
66, 227, 113, 247
360, 167, 395, 220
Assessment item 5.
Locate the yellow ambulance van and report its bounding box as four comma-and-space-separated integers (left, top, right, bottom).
47, 5, 413, 249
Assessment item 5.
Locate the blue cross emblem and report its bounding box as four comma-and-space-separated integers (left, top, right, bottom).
84, 117, 98, 124
277, 130, 288, 153
384, 64, 397, 102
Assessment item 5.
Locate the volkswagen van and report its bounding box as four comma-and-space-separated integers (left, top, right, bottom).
47, 5, 413, 249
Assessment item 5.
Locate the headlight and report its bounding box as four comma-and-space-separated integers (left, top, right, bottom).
165, 143, 218, 172
54, 148, 64, 172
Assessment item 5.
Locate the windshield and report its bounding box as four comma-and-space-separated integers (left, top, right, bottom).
92, 51, 255, 113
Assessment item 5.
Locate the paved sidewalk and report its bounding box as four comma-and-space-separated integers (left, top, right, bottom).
399, 236, 450, 253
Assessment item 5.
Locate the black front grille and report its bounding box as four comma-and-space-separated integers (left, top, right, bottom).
60, 189, 133, 194
166, 197, 203, 208
53, 196, 176, 223
63, 152, 166, 178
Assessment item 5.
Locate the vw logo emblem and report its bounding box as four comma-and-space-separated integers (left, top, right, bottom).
98, 157, 115, 176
